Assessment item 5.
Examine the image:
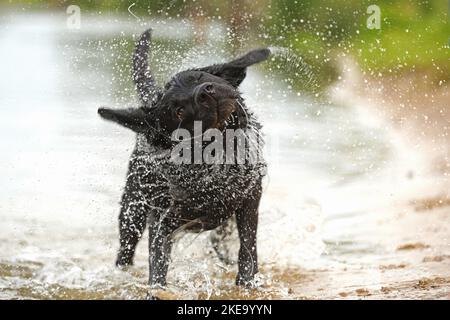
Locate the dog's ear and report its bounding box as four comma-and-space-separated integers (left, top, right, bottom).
197, 48, 270, 87
98, 107, 149, 133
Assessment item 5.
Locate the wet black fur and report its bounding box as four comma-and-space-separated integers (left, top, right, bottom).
98, 29, 269, 289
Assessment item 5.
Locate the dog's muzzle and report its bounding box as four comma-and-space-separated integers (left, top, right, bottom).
194, 82, 238, 106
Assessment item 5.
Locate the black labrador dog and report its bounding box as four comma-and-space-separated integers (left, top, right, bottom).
98, 29, 269, 289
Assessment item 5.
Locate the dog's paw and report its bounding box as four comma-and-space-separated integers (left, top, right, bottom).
236, 272, 264, 289
115, 256, 134, 270
115, 264, 131, 272
236, 276, 256, 289
147, 287, 179, 300
146, 293, 161, 300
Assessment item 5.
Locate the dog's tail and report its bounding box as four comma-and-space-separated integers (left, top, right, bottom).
133, 28, 159, 105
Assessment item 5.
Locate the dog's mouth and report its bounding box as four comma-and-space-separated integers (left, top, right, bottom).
215, 99, 239, 130
197, 98, 239, 131
193, 85, 240, 131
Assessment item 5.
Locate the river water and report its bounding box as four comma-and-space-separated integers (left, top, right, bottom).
0, 12, 448, 299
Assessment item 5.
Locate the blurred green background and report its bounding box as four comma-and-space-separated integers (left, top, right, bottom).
3, 0, 449, 92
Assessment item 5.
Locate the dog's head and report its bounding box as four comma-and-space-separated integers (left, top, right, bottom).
155, 70, 240, 133
98, 48, 270, 141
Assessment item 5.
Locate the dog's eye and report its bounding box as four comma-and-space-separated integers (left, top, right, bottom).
175, 106, 184, 119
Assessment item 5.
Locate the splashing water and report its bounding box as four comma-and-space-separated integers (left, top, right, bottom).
267, 46, 319, 94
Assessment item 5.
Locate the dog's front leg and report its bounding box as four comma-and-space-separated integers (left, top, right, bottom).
235, 199, 260, 287
116, 185, 148, 268
148, 214, 175, 287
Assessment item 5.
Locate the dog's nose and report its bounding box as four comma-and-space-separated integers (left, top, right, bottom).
203, 83, 215, 95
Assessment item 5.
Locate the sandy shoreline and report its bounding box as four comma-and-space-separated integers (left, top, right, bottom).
298, 199, 450, 300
